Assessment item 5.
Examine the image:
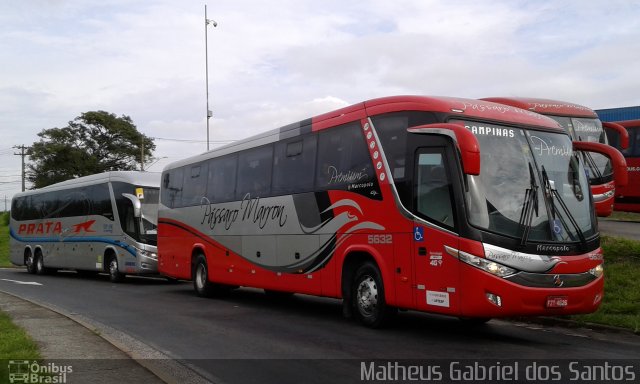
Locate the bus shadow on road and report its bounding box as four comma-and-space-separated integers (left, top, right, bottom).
163, 285, 543, 349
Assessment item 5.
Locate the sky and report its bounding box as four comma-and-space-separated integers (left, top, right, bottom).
1, 0, 639, 203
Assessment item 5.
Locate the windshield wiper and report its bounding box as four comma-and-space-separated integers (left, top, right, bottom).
517, 163, 539, 245
576, 136, 603, 181
540, 165, 587, 247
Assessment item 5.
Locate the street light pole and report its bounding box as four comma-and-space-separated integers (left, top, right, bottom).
205, 5, 217, 151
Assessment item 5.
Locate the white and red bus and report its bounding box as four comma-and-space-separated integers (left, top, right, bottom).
158, 96, 627, 327
606, 120, 640, 213
482, 98, 629, 217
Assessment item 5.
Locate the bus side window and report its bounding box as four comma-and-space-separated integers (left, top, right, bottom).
182, 163, 208, 206
415, 150, 456, 229
272, 135, 317, 195
315, 122, 373, 190
236, 145, 273, 199
164, 168, 184, 208
207, 155, 237, 203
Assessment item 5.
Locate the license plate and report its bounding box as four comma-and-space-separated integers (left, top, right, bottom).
546, 296, 568, 308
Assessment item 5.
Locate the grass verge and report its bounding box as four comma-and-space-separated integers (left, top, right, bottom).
569, 235, 640, 333
608, 211, 640, 222
0, 212, 11, 268
0, 311, 41, 360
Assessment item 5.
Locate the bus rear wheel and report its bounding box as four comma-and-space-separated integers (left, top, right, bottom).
25, 250, 36, 274
107, 255, 125, 283
352, 262, 396, 328
193, 254, 216, 297
34, 250, 47, 275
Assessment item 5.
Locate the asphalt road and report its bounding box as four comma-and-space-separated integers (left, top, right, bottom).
1, 268, 639, 384
598, 218, 640, 241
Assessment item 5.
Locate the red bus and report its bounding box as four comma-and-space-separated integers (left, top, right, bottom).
481, 97, 629, 217
158, 96, 626, 327
606, 120, 640, 213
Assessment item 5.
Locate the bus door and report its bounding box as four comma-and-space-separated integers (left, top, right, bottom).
411, 143, 461, 315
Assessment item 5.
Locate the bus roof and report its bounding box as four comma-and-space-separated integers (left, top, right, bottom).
481, 97, 598, 118
15, 171, 160, 198
164, 95, 563, 171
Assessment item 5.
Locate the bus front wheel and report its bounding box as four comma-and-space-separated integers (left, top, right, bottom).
107, 255, 125, 283
351, 262, 396, 328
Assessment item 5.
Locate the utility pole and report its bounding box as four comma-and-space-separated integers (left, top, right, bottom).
205, 4, 217, 151
140, 137, 145, 171
13, 145, 29, 192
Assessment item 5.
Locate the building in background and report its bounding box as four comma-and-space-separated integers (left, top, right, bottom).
596, 106, 640, 122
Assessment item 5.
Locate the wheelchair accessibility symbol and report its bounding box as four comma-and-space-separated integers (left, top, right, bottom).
552, 219, 562, 235
414, 226, 424, 242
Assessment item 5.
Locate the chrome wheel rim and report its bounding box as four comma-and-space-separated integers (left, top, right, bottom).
109, 259, 118, 276
26, 254, 34, 269
196, 263, 207, 290
356, 276, 378, 316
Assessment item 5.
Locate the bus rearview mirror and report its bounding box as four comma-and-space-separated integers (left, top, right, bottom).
122, 193, 142, 218
573, 141, 628, 187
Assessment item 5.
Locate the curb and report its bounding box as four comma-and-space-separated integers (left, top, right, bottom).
0, 289, 214, 384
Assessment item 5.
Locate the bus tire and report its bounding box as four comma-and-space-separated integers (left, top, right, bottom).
352, 262, 396, 328
107, 254, 125, 283
25, 250, 36, 274
193, 254, 216, 297
34, 250, 46, 275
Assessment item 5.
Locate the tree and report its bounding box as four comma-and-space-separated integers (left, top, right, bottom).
27, 111, 155, 188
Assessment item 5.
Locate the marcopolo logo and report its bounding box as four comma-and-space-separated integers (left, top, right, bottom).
7, 360, 72, 384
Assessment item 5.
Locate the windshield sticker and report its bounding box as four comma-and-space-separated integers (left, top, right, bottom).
530, 135, 572, 157
573, 120, 600, 133
466, 124, 515, 138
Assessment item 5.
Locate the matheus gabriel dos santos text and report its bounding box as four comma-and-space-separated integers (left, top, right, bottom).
360, 361, 637, 382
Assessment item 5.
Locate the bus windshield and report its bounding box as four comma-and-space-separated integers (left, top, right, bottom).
548, 116, 612, 183
459, 121, 596, 243
139, 187, 159, 239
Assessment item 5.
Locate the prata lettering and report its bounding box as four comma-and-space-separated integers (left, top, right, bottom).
466, 125, 515, 138
18, 222, 63, 235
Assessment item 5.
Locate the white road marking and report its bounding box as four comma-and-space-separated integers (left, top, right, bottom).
0, 278, 43, 286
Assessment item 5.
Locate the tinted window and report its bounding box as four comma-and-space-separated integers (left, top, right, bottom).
236, 145, 273, 198
58, 188, 91, 217
372, 111, 436, 206
206, 155, 237, 203
316, 122, 374, 190
415, 149, 456, 229
272, 135, 317, 195
161, 168, 184, 208
182, 162, 208, 206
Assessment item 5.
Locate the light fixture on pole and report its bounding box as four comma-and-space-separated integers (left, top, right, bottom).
205, 4, 217, 151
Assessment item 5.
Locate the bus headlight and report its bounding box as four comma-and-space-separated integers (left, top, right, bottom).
138, 249, 158, 260
589, 264, 604, 278
458, 251, 517, 277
